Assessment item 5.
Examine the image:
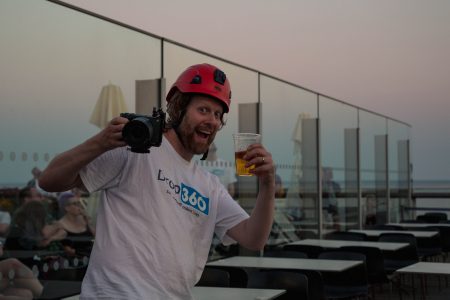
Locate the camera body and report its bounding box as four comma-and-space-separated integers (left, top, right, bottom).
121, 108, 166, 153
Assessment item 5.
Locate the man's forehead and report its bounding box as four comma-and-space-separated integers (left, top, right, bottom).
190, 94, 224, 112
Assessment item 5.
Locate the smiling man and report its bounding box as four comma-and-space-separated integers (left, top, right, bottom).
39, 63, 275, 300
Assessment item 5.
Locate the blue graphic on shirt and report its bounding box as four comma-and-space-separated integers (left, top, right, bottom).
180, 183, 209, 215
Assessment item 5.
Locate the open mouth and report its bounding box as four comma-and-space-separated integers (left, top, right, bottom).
196, 130, 211, 140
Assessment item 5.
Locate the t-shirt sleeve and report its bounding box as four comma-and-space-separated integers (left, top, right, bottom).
214, 187, 249, 246
80, 147, 127, 193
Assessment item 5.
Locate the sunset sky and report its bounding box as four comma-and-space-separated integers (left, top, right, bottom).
61, 0, 450, 181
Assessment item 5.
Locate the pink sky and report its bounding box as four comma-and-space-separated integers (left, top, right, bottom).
61, 0, 450, 181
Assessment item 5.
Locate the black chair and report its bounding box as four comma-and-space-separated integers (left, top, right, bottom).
424, 212, 448, 223
410, 228, 443, 261
427, 226, 450, 261
340, 246, 391, 299
400, 219, 421, 223
264, 249, 308, 258
195, 267, 230, 287
208, 266, 248, 287
368, 224, 404, 230
325, 231, 368, 241
264, 249, 326, 299
318, 250, 369, 299
378, 233, 419, 274
271, 269, 326, 300
247, 270, 309, 300
297, 270, 326, 300
417, 212, 448, 223
283, 244, 324, 258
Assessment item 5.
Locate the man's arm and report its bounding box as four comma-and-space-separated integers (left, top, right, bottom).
39, 117, 128, 192
226, 144, 275, 251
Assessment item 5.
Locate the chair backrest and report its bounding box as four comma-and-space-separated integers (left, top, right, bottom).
318, 250, 369, 299
427, 226, 450, 252
200, 266, 247, 287
378, 232, 417, 247
417, 212, 448, 223
325, 231, 368, 241
368, 224, 404, 230
340, 246, 389, 284
424, 212, 448, 222
297, 270, 326, 300
247, 270, 309, 300
283, 244, 324, 258
378, 232, 419, 269
264, 249, 308, 258
196, 267, 230, 287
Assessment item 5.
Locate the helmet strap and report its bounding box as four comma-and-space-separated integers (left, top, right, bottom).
200, 150, 209, 161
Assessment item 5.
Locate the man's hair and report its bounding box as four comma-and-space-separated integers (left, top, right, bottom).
166, 90, 226, 129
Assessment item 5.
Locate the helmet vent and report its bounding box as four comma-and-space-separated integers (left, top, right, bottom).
190, 75, 202, 84
214, 69, 226, 85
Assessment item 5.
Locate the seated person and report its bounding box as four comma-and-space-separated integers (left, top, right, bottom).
57, 192, 95, 257
0, 209, 11, 246
4, 201, 66, 251
0, 245, 43, 299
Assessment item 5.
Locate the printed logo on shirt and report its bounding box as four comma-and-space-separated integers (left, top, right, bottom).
157, 169, 209, 217
180, 183, 209, 216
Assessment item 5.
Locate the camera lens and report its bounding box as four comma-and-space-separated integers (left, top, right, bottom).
122, 117, 154, 148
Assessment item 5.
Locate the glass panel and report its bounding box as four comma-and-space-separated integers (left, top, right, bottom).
163, 42, 258, 167
388, 120, 412, 222
0, 0, 161, 187
319, 96, 358, 234
0, 0, 161, 297
163, 41, 259, 258
260, 75, 318, 243
359, 110, 388, 227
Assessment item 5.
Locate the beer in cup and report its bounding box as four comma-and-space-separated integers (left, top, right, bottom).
233, 133, 261, 176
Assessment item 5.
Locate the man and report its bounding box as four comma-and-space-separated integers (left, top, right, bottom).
39, 63, 275, 299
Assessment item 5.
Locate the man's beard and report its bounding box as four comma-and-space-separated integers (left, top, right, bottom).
176, 120, 217, 155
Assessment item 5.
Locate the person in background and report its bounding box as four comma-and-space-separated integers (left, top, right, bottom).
0, 207, 11, 247
39, 63, 275, 299
18, 187, 43, 207
275, 174, 286, 198
26, 167, 42, 189
321, 167, 341, 230
17, 187, 62, 246
57, 192, 95, 257
5, 201, 66, 251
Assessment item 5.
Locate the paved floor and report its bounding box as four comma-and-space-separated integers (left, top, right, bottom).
374, 274, 450, 300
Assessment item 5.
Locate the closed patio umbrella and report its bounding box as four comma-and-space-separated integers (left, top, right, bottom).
89, 83, 128, 129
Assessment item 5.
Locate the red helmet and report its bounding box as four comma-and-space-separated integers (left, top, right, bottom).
166, 63, 231, 113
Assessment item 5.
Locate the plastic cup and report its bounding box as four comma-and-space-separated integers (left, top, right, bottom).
233, 133, 261, 176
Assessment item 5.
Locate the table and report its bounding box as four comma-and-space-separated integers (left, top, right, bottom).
207, 255, 362, 272
287, 238, 408, 251
396, 262, 450, 300
61, 287, 287, 300
349, 229, 438, 238
388, 222, 450, 228
192, 287, 286, 300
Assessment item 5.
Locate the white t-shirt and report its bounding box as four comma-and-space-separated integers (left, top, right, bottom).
79, 137, 249, 300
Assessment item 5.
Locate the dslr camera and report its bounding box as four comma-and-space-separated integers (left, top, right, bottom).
120, 108, 166, 153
